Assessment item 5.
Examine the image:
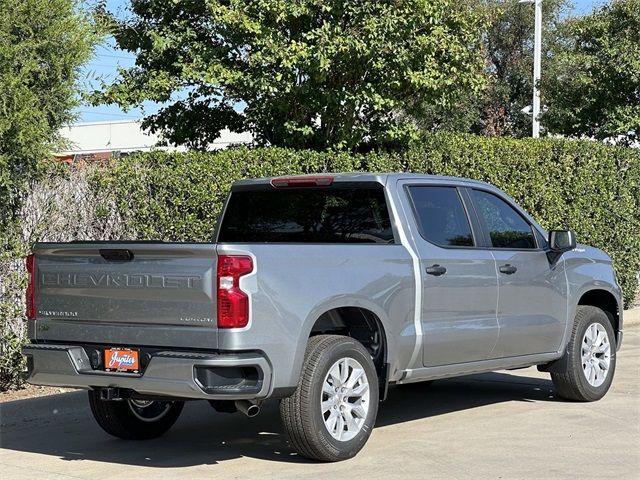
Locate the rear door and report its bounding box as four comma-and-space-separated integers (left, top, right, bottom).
400, 182, 499, 367
467, 188, 567, 357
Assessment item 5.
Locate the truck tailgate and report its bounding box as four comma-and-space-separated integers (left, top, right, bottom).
32, 242, 218, 348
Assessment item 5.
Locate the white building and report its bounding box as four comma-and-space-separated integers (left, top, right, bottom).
56, 120, 253, 160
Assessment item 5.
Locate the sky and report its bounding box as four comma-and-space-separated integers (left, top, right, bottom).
76, 0, 609, 124
78, 0, 146, 123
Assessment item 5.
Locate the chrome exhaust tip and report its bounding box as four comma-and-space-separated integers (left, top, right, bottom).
235, 400, 260, 417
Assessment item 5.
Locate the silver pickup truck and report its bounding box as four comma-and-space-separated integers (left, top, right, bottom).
24, 173, 623, 461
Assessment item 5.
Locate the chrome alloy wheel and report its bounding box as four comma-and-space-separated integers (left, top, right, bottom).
128, 399, 172, 422
321, 357, 370, 442
581, 322, 611, 387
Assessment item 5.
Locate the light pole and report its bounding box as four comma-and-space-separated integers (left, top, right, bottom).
519, 0, 542, 138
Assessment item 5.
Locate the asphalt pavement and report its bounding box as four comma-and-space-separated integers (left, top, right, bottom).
1, 328, 638, 480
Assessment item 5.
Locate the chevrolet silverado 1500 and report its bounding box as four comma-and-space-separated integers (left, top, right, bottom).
24, 173, 623, 461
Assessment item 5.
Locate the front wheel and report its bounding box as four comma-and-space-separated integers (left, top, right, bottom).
280, 335, 379, 462
551, 306, 616, 402
88, 390, 184, 440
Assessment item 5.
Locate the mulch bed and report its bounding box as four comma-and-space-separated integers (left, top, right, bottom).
0, 384, 78, 403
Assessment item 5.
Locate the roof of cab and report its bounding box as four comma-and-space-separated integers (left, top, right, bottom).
231, 172, 493, 189
229, 172, 547, 234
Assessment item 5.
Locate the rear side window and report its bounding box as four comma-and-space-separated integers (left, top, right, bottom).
408, 186, 474, 247
470, 189, 536, 249
218, 185, 394, 244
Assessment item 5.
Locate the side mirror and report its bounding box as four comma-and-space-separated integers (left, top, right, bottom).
549, 230, 576, 253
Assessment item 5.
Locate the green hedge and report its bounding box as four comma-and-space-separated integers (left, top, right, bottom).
94, 133, 640, 306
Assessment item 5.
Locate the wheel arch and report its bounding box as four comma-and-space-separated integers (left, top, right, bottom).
577, 288, 621, 344
289, 298, 393, 400
309, 306, 389, 370
539, 286, 622, 375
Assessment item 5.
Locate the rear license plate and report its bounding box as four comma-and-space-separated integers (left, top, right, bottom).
104, 348, 140, 373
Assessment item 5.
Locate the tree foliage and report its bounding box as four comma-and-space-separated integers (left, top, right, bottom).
419, 0, 569, 137
0, 0, 99, 389
92, 135, 640, 306
95, 0, 487, 151
481, 0, 568, 136
0, 0, 98, 256
544, 0, 640, 143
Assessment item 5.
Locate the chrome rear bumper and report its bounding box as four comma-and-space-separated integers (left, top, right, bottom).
23, 344, 271, 400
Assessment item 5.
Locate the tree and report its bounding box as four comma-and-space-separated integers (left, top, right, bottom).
0, 0, 99, 390
0, 0, 99, 253
95, 0, 486, 151
481, 0, 570, 137
543, 0, 640, 143
417, 0, 569, 137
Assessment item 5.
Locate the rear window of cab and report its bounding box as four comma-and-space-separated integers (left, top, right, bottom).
217, 184, 394, 244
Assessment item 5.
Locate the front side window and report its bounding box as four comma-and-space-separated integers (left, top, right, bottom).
470, 189, 536, 249
408, 186, 474, 247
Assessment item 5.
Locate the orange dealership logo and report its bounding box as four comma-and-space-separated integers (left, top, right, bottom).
104, 348, 139, 373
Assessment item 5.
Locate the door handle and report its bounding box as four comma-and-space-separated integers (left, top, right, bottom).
426, 264, 447, 276
499, 264, 517, 275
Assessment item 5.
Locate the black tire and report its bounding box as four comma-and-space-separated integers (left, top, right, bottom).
551, 306, 617, 402
280, 335, 379, 462
88, 390, 184, 440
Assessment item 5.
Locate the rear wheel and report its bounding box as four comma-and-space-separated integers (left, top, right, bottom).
88, 390, 184, 439
551, 306, 616, 402
280, 335, 379, 462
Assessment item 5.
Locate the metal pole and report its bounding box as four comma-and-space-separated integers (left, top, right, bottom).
532, 0, 542, 138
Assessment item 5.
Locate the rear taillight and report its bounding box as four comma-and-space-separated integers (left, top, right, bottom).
217, 255, 253, 328
25, 254, 36, 320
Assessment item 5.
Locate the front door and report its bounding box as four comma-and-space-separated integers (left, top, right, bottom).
401, 183, 499, 367
468, 188, 568, 357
